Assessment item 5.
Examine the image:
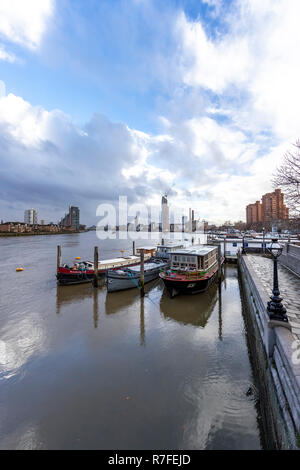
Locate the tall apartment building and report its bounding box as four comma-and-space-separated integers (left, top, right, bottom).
246, 189, 289, 226
24, 208, 38, 225
261, 189, 289, 222
161, 195, 169, 233
60, 206, 80, 231
246, 201, 262, 225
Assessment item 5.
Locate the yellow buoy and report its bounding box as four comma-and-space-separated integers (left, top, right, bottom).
120, 250, 124, 253
75, 257, 81, 260
16, 267, 23, 272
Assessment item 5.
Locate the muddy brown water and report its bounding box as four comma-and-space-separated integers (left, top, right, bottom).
0, 232, 264, 449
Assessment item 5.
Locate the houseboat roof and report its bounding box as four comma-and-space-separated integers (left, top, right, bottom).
156, 243, 184, 249
136, 246, 157, 252
170, 245, 217, 256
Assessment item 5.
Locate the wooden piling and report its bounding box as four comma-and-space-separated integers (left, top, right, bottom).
140, 248, 145, 297
218, 243, 222, 279
93, 246, 99, 288
57, 245, 61, 271
223, 238, 226, 261
132, 241, 135, 256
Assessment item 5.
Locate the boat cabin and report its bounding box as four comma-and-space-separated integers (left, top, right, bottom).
155, 243, 185, 259
170, 245, 218, 271
136, 246, 156, 256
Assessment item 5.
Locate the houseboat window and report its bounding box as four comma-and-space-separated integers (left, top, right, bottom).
232, 242, 237, 247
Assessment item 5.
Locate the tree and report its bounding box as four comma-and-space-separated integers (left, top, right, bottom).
273, 140, 300, 214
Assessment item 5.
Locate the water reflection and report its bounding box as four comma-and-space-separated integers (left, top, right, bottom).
93, 289, 99, 329
160, 281, 220, 328
104, 280, 158, 316
140, 296, 145, 347
56, 284, 93, 312
218, 281, 223, 341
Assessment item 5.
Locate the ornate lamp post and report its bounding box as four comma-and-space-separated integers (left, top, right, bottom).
242, 234, 246, 254
267, 238, 288, 322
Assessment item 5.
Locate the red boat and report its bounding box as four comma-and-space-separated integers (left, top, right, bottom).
57, 250, 154, 285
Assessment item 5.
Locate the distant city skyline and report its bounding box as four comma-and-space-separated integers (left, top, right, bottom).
0, 1, 299, 224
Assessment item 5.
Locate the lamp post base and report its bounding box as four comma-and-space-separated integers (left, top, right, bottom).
267, 297, 288, 323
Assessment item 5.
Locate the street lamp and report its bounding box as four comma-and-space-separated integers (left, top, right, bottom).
267, 238, 288, 322
262, 227, 265, 254
242, 234, 246, 254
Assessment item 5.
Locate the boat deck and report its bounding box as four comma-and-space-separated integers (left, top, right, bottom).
161, 263, 219, 282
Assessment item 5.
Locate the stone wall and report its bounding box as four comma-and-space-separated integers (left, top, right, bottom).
239, 254, 300, 449
280, 244, 300, 277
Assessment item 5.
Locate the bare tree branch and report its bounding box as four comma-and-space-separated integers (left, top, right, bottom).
273, 139, 300, 215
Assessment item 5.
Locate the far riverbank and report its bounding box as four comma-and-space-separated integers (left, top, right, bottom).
0, 231, 87, 237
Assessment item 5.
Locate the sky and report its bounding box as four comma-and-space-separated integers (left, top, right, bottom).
0, 0, 300, 225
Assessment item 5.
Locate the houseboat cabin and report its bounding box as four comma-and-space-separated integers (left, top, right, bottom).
154, 243, 185, 260
170, 246, 218, 272
159, 245, 222, 297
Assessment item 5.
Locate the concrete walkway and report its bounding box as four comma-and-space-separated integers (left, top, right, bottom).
246, 255, 300, 340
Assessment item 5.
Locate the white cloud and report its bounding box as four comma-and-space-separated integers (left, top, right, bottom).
176, 0, 300, 140
0, 88, 176, 223
0, 44, 16, 62
176, 12, 252, 93
0, 0, 54, 49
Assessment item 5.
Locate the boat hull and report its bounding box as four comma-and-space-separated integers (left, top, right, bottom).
106, 269, 159, 292
57, 263, 140, 286
106, 261, 168, 292
161, 272, 217, 297
160, 261, 222, 298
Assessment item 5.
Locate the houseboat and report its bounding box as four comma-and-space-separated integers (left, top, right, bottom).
159, 245, 223, 297
57, 249, 155, 286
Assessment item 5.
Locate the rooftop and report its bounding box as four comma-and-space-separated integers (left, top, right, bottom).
170, 245, 217, 256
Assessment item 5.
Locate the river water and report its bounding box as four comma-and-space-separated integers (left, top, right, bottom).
0, 232, 263, 449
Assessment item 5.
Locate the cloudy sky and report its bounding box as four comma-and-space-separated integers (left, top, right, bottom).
0, 0, 299, 225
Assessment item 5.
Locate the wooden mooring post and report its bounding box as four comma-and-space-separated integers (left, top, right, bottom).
223, 238, 226, 261
218, 243, 222, 279
132, 241, 135, 256
140, 248, 145, 297
93, 246, 99, 288
57, 245, 61, 271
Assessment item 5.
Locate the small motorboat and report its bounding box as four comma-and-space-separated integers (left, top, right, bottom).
105, 259, 168, 292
